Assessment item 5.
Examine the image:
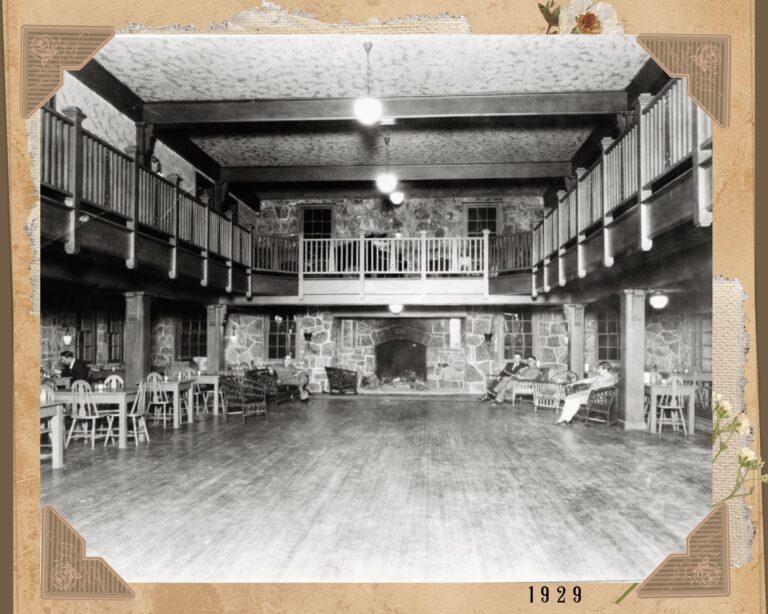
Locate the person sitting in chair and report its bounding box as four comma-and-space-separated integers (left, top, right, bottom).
479, 352, 526, 401
555, 361, 618, 425
58, 350, 90, 382
481, 355, 541, 404
271, 354, 312, 404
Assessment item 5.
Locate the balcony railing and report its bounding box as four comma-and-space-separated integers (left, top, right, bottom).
531, 78, 712, 276
40, 104, 533, 295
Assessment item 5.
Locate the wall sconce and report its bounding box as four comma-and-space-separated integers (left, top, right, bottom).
649, 291, 669, 310
483, 332, 493, 345
303, 330, 315, 353
228, 323, 239, 343
60, 326, 75, 346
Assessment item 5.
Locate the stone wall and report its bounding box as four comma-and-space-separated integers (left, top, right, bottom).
645, 313, 695, 373
535, 309, 568, 371
150, 317, 176, 368
40, 309, 116, 373
238, 194, 544, 239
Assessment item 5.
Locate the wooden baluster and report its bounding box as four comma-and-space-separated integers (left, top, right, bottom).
358, 233, 365, 299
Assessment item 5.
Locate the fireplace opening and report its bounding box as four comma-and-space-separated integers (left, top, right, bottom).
376, 340, 427, 383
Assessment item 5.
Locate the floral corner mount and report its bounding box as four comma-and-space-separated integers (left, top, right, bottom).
538, 0, 623, 35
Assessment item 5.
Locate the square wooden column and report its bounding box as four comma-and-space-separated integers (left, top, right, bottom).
206, 305, 227, 373
564, 304, 585, 377
620, 289, 647, 430
123, 292, 151, 386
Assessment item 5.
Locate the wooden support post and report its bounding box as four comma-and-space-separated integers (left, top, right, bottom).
298, 233, 305, 300
542, 257, 551, 293
531, 265, 538, 298
574, 168, 587, 277
61, 107, 86, 255
620, 289, 648, 430
600, 139, 615, 267
420, 230, 428, 295
123, 292, 151, 386
206, 304, 227, 374
226, 217, 234, 293
124, 144, 140, 268
637, 93, 654, 251
556, 189, 566, 287
691, 100, 713, 227
200, 194, 210, 287
564, 303, 585, 377
482, 229, 490, 298
167, 173, 181, 279
358, 232, 365, 300
246, 227, 254, 299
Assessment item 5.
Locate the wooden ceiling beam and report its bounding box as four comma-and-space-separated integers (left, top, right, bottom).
221, 162, 573, 183
143, 92, 629, 127
69, 60, 144, 123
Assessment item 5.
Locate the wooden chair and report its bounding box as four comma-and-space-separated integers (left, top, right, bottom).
490, 367, 549, 404
325, 367, 358, 394
583, 385, 619, 425
220, 374, 268, 423
105, 382, 150, 446
146, 372, 173, 428
65, 380, 110, 448
103, 374, 124, 389
657, 375, 687, 435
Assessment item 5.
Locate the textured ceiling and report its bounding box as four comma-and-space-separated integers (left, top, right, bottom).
191, 126, 592, 167
96, 34, 649, 102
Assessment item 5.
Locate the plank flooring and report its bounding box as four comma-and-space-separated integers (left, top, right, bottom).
40, 395, 711, 583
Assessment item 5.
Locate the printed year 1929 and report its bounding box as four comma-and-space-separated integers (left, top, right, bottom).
528, 585, 582, 604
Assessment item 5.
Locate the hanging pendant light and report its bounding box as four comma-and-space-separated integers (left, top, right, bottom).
376, 135, 398, 194
354, 41, 383, 126
389, 190, 405, 205
649, 291, 669, 309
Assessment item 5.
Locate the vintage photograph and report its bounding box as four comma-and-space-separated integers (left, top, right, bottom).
38, 33, 713, 582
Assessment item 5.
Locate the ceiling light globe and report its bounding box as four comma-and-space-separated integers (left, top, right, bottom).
389, 191, 405, 205
375, 173, 398, 193
649, 292, 669, 309
354, 97, 383, 125
388, 304, 404, 315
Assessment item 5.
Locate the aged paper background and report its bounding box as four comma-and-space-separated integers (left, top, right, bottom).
6, 0, 762, 612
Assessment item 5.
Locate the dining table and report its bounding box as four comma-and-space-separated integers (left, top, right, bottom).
155, 379, 195, 428
194, 373, 223, 415
40, 401, 65, 468
55, 387, 139, 449
644, 382, 698, 435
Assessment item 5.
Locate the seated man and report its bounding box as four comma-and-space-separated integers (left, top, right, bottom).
270, 354, 312, 403
58, 350, 90, 382
479, 352, 526, 401
555, 361, 618, 425
482, 355, 542, 405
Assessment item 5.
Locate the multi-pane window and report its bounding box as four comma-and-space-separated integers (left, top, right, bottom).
301, 207, 333, 238
268, 315, 296, 360
597, 314, 620, 362
503, 312, 533, 359
107, 313, 123, 362
466, 205, 499, 237
179, 318, 207, 359
76, 314, 96, 363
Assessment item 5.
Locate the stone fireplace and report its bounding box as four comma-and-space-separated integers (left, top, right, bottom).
376, 340, 427, 383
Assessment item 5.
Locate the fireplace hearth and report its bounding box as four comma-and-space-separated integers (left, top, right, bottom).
376, 340, 427, 382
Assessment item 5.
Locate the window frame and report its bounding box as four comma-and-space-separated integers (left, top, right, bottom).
597, 311, 621, 362
76, 313, 96, 364
107, 311, 124, 363
503, 311, 534, 360
298, 204, 335, 239
464, 202, 501, 237
266, 314, 297, 361
177, 316, 207, 360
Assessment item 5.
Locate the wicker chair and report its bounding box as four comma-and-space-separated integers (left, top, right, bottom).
247, 368, 295, 404
533, 370, 579, 412
487, 367, 549, 404
583, 385, 619, 425
219, 374, 268, 423
325, 367, 358, 394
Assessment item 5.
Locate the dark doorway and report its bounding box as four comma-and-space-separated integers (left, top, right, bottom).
376, 340, 427, 381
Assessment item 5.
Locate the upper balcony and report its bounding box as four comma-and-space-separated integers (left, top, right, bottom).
39, 104, 533, 304
531, 79, 713, 296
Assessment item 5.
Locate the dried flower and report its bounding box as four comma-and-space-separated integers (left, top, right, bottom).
559, 0, 623, 35
738, 415, 751, 435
